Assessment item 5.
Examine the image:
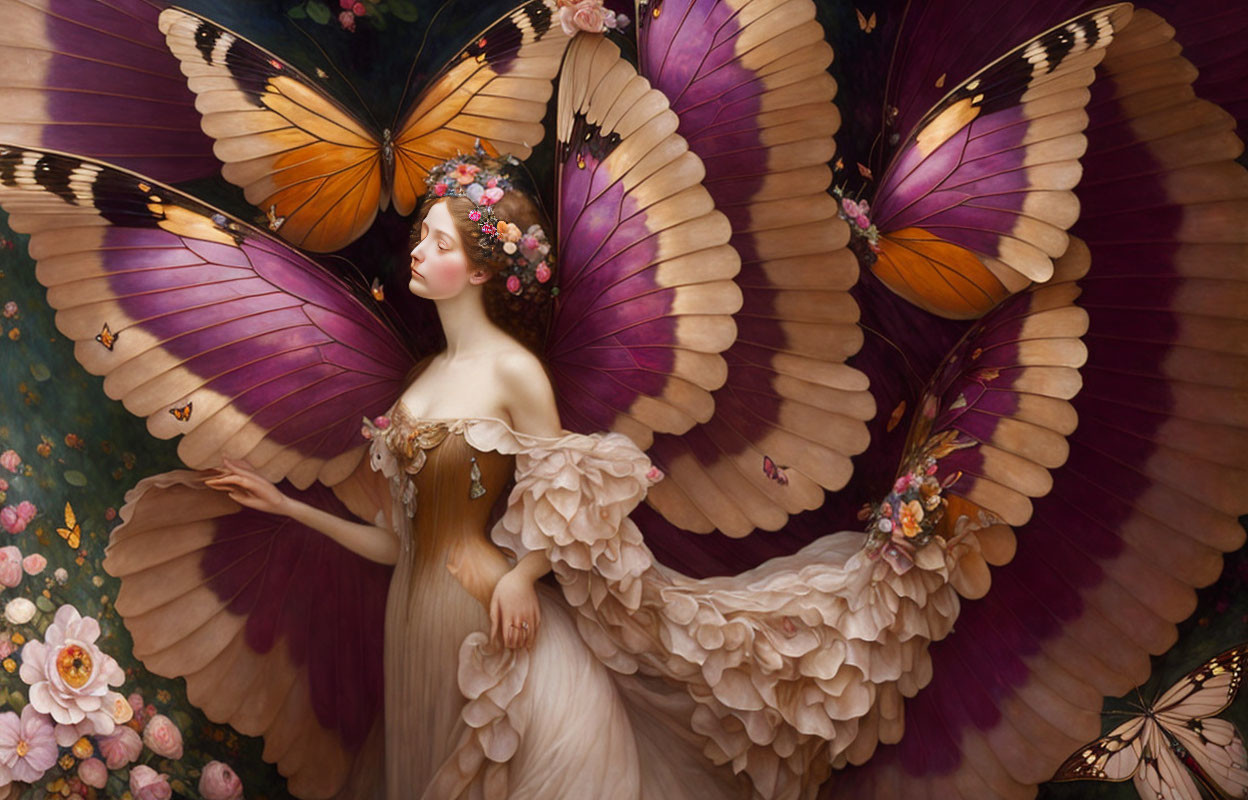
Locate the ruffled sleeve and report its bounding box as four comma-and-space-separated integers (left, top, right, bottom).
473, 422, 659, 611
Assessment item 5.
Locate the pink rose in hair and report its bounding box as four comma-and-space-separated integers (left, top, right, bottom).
506, 275, 522, 295
481, 187, 504, 205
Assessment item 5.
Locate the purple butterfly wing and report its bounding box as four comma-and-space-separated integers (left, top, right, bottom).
868, 5, 1134, 320
105, 471, 388, 798
635, 0, 874, 536
826, 8, 1248, 796
0, 0, 217, 182
548, 35, 743, 447
0, 146, 415, 488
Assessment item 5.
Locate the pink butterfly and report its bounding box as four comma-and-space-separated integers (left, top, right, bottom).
762, 455, 789, 486
1053, 642, 1248, 800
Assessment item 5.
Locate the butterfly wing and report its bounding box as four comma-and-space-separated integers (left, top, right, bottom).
633, 0, 873, 535
388, 1, 573, 217
158, 8, 385, 253
826, 6, 1248, 797
1166, 718, 1248, 799
1052, 715, 1147, 783
0, 0, 217, 182
0, 146, 415, 489
1154, 643, 1248, 721
868, 5, 1133, 319
1135, 720, 1204, 800
547, 35, 743, 446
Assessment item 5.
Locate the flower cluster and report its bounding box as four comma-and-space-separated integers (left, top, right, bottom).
861, 456, 949, 574
425, 148, 557, 300
832, 187, 880, 252
555, 0, 629, 35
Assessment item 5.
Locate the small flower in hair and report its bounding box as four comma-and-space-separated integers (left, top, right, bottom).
454, 163, 480, 185
481, 187, 504, 205
535, 262, 551, 283
480, 223, 496, 236
506, 275, 522, 295
468, 210, 481, 222
433, 183, 447, 197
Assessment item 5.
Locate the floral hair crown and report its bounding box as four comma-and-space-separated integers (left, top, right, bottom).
424, 146, 556, 297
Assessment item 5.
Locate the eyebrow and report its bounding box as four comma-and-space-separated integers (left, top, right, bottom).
420, 220, 452, 238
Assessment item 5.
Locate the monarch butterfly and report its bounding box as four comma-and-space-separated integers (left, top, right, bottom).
95, 322, 117, 351
57, 502, 81, 549
168, 402, 193, 422
762, 456, 789, 486
1053, 642, 1248, 800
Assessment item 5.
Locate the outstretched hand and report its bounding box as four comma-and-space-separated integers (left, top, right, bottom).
490, 568, 541, 651
203, 457, 290, 516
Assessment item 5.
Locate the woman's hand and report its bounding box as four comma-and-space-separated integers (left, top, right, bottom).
489, 567, 541, 650
203, 457, 290, 516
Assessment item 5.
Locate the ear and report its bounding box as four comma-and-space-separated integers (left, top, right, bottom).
468, 269, 491, 286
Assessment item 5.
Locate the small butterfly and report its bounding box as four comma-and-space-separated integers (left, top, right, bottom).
370, 277, 385, 302
762, 455, 789, 486
57, 502, 81, 549
1053, 642, 1248, 800
856, 8, 877, 33
169, 402, 193, 422
266, 204, 286, 231
935, 72, 947, 88
95, 322, 118, 351
857, 162, 874, 180
315, 67, 329, 80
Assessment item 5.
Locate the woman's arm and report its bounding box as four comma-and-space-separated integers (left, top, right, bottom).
204, 458, 399, 566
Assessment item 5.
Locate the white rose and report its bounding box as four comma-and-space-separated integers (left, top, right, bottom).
4, 597, 35, 625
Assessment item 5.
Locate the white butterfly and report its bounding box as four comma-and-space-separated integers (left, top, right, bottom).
1053, 643, 1248, 800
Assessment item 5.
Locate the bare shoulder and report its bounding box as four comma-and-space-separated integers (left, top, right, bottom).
493, 346, 560, 436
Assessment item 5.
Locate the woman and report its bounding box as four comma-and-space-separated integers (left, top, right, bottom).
199, 155, 748, 800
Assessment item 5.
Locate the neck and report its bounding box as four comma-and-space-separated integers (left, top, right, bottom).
434, 286, 495, 358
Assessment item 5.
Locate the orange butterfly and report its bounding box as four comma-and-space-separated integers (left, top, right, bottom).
856, 8, 877, 33
57, 502, 81, 549
157, 4, 572, 252
1053, 642, 1248, 800
168, 402, 193, 422
94, 322, 117, 351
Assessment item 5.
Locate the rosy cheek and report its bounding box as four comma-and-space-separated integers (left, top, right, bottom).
423, 256, 466, 295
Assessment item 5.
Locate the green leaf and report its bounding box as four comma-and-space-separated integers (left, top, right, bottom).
64, 469, 87, 486
306, 0, 331, 24
29, 363, 50, 382
287, 3, 307, 18
7, 691, 24, 712
390, 0, 419, 21
370, 12, 388, 29
35, 595, 55, 613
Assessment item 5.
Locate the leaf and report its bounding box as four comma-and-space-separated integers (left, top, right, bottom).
7, 690, 24, 712
305, 0, 331, 24
63, 470, 87, 486
391, 0, 419, 21
35, 596, 54, 613
29, 363, 50, 382
370, 11, 388, 30
287, 3, 307, 19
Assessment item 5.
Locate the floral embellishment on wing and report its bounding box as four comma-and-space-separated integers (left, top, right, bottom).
832, 185, 880, 266
555, 0, 629, 35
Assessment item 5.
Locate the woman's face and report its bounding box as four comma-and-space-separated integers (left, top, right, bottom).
408, 201, 483, 300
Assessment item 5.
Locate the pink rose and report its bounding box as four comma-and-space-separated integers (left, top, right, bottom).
534, 263, 551, 283
480, 186, 504, 205
433, 182, 447, 197
454, 163, 480, 185
892, 474, 911, 494
521, 234, 539, 251
338, 10, 355, 30
0, 545, 21, 587
352, 2, 366, 16
129, 765, 172, 800
2, 301, 15, 318
373, 416, 390, 430
105, 507, 117, 521
506, 275, 522, 295
22, 552, 46, 575
559, 0, 610, 34
486, 177, 497, 188
0, 479, 8, 491
0, 450, 19, 473
15, 501, 35, 523
142, 713, 183, 759
0, 506, 20, 534
199, 760, 244, 800
128, 693, 144, 717
78, 757, 108, 789
855, 213, 871, 230
841, 197, 859, 217
97, 725, 142, 769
